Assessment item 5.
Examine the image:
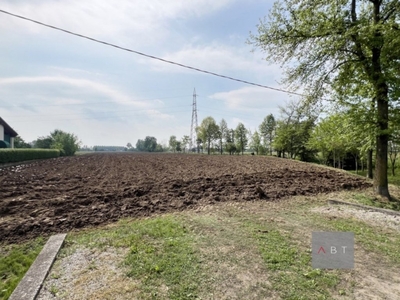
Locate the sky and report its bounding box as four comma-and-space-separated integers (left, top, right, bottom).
0, 0, 299, 148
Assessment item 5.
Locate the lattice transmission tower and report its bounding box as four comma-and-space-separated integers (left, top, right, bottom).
189, 88, 198, 151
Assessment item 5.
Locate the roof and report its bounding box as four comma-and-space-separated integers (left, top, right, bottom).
0, 117, 18, 137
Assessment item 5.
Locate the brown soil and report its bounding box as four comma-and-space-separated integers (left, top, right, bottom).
0, 153, 371, 244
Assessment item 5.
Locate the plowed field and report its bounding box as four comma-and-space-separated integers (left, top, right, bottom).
0, 153, 371, 244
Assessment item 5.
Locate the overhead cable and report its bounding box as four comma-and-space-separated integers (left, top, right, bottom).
0, 9, 306, 97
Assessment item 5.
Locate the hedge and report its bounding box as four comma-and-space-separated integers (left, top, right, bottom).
0, 149, 60, 164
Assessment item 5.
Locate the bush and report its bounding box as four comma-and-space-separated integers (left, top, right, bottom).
0, 149, 60, 163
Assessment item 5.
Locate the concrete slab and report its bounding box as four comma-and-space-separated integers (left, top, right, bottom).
9, 233, 66, 300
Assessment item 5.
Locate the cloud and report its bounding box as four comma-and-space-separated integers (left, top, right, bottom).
0, 76, 148, 108
209, 86, 294, 113
145, 43, 268, 75
0, 0, 237, 46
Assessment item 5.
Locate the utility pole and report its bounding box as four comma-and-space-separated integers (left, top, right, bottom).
189, 88, 198, 152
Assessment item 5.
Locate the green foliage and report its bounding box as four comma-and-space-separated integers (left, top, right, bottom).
33, 136, 53, 149
0, 149, 60, 163
33, 130, 80, 156
217, 119, 228, 154
259, 114, 276, 155
136, 136, 162, 152
181, 135, 190, 152
50, 130, 80, 156
249, 0, 400, 197
249, 130, 262, 155
234, 123, 248, 155
273, 102, 316, 161
197, 117, 220, 155
169, 135, 177, 152
0, 238, 45, 300
13, 136, 31, 149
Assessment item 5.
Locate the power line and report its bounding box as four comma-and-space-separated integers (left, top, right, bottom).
3, 104, 192, 119
0, 9, 307, 98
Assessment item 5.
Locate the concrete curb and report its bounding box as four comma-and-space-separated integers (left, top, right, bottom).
328, 199, 400, 216
9, 233, 67, 300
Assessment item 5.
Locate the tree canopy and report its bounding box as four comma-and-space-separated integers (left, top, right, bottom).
249, 0, 400, 198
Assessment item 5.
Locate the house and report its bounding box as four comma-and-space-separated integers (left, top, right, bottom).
0, 117, 18, 148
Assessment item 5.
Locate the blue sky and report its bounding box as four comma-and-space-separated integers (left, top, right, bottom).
0, 0, 298, 147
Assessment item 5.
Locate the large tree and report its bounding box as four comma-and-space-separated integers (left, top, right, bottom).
249, 0, 400, 198
197, 117, 220, 155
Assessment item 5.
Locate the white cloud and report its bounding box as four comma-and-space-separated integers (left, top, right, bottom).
0, 76, 148, 108
0, 0, 237, 46
209, 86, 294, 113
145, 43, 268, 74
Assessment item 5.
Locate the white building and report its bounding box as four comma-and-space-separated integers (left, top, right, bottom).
0, 117, 18, 148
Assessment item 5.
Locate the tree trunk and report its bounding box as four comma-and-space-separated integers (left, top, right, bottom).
374, 93, 390, 198
355, 154, 358, 174
392, 160, 395, 176
333, 151, 336, 168
367, 149, 373, 179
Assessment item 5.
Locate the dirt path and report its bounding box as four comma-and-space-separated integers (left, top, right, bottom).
0, 153, 371, 244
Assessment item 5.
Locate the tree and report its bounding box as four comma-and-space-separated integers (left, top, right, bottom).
250, 130, 262, 155
49, 130, 80, 156
273, 101, 317, 161
249, 0, 400, 198
34, 136, 53, 149
235, 123, 248, 155
144, 136, 157, 152
224, 129, 236, 155
181, 135, 190, 153
126, 142, 133, 149
218, 119, 228, 154
259, 114, 276, 155
388, 125, 400, 176
136, 139, 145, 151
14, 136, 31, 148
176, 141, 182, 152
169, 135, 177, 153
197, 117, 220, 155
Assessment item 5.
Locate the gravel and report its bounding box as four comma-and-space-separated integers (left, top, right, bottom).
313, 205, 400, 231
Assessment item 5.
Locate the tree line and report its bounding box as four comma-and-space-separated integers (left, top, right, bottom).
15, 129, 80, 156
247, 0, 400, 199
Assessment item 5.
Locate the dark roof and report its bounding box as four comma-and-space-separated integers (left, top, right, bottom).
0, 117, 18, 137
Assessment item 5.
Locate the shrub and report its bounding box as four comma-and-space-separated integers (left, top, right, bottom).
0, 149, 60, 163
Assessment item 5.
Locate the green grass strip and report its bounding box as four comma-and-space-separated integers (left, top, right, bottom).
246, 221, 340, 300
309, 213, 400, 264
124, 216, 201, 299
66, 215, 202, 299
0, 238, 45, 300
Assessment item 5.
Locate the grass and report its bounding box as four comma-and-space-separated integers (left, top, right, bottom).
247, 222, 340, 299
0, 237, 45, 300
7, 191, 400, 299
349, 169, 400, 187
63, 215, 202, 299
305, 213, 400, 264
